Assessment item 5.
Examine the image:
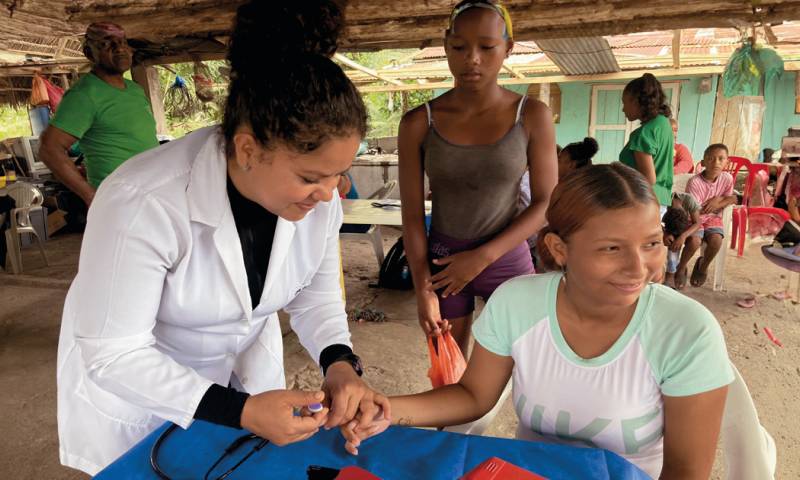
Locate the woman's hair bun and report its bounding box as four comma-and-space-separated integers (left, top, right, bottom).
581, 137, 599, 157
227, 1, 345, 75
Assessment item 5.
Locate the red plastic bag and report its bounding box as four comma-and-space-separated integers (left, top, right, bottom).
427, 332, 466, 388
43, 77, 64, 112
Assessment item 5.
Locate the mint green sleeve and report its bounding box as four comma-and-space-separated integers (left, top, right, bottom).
627, 122, 658, 156
472, 291, 512, 357
50, 88, 95, 140
472, 275, 551, 357
643, 288, 734, 397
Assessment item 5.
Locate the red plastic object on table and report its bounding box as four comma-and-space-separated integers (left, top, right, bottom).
461, 457, 547, 480
335, 465, 382, 480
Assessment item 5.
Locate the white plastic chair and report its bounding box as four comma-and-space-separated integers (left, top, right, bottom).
4, 182, 48, 274
721, 363, 776, 480
340, 180, 398, 268
673, 173, 732, 291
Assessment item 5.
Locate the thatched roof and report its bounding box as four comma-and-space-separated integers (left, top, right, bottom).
2, 1, 800, 103
2, 1, 800, 63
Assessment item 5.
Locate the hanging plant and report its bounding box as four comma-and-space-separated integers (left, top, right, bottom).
165, 75, 197, 118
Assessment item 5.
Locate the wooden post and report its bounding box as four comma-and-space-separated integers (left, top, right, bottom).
60, 74, 70, 90
131, 65, 167, 136
795, 72, 800, 114
672, 30, 681, 69
538, 82, 550, 106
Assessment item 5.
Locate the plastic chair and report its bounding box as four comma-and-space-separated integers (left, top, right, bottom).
730, 163, 789, 256
725, 156, 752, 178
4, 182, 48, 274
340, 180, 398, 268
720, 363, 776, 480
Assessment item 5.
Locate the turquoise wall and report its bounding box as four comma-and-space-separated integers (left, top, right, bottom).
673, 75, 718, 162
554, 82, 591, 149
762, 71, 800, 155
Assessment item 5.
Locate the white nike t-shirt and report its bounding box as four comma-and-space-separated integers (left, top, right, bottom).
472, 273, 733, 478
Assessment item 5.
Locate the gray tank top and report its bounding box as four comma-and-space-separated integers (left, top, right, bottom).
423, 96, 529, 240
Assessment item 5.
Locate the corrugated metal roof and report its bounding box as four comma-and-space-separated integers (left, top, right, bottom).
377, 25, 800, 83
535, 37, 620, 75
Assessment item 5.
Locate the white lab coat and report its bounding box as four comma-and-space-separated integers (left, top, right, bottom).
56, 126, 351, 475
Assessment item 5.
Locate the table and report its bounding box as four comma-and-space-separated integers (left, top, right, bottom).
95, 422, 648, 480
341, 199, 431, 227
761, 244, 800, 299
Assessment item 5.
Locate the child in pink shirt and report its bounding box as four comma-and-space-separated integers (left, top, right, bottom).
684, 144, 737, 287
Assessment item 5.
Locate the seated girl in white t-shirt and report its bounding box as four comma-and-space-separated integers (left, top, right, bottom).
344, 163, 733, 479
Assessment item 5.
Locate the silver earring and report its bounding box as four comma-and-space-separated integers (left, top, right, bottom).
561, 264, 567, 284
241, 163, 252, 172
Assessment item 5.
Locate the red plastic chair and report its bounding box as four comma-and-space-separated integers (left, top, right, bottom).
726, 156, 752, 178
727, 157, 752, 255
730, 162, 789, 256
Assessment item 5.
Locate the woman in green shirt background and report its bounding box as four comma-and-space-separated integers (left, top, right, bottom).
619, 73, 674, 213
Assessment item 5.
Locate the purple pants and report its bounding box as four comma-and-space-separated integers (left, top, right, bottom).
428, 229, 535, 319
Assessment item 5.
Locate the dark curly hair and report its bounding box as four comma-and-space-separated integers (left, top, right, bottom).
662, 207, 691, 237
623, 73, 672, 122
561, 137, 598, 170
223, 1, 367, 156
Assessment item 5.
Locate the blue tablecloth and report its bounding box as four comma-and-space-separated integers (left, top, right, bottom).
95, 421, 649, 479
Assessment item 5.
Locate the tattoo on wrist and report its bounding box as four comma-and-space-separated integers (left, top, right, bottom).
397, 417, 413, 426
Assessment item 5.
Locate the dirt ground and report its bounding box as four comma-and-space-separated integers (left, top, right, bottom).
1, 228, 798, 479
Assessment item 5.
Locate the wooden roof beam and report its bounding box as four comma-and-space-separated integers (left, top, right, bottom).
357, 66, 736, 93
502, 63, 526, 79
333, 53, 403, 86
673, 30, 681, 69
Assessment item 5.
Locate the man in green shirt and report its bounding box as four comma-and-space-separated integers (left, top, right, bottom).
40, 22, 158, 206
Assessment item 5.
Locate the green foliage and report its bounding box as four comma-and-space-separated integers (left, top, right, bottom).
0, 106, 32, 140
157, 61, 227, 138
362, 90, 433, 138
342, 50, 433, 139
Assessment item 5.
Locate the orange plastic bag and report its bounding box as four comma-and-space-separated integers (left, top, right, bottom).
427, 332, 466, 388
30, 73, 49, 107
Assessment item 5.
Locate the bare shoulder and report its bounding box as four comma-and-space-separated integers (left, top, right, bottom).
522, 98, 553, 122
520, 98, 554, 138
399, 103, 430, 141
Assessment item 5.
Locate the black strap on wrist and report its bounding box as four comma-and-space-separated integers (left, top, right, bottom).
319, 344, 354, 376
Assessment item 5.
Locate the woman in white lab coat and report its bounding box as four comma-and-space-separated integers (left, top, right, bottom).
56, 2, 384, 474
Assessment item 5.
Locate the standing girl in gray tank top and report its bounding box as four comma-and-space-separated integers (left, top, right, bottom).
398, 0, 558, 356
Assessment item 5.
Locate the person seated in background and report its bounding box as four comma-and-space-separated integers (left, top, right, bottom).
670, 118, 694, 175
665, 192, 703, 289
662, 204, 696, 289
685, 144, 737, 287
337, 171, 359, 199
786, 166, 800, 223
